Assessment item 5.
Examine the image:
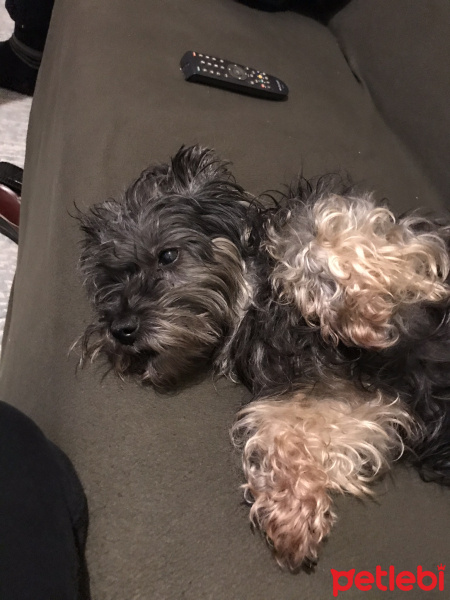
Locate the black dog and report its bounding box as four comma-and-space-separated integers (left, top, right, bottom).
79, 146, 257, 389
79, 145, 449, 569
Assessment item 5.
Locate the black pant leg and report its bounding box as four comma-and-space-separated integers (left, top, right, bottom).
0, 401, 90, 600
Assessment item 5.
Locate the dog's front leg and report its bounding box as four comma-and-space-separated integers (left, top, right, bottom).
231, 383, 413, 569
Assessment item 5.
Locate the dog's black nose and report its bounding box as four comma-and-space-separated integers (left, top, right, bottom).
110, 316, 140, 345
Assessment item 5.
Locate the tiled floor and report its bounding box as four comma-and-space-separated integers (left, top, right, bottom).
0, 5, 32, 349
0, 4, 31, 168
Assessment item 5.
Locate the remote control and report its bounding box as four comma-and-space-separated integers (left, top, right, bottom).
180, 51, 289, 101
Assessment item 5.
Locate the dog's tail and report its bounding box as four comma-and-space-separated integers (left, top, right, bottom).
264, 182, 450, 349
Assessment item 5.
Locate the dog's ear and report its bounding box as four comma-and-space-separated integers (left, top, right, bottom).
133, 144, 258, 249
77, 198, 122, 245
127, 144, 250, 207
169, 145, 233, 193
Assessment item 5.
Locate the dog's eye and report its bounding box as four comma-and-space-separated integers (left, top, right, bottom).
158, 248, 179, 266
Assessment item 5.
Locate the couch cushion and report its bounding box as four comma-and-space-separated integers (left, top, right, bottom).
330, 0, 450, 201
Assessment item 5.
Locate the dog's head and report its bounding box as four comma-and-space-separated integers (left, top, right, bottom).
79, 145, 254, 389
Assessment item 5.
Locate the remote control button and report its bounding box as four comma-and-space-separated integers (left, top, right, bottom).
227, 64, 248, 80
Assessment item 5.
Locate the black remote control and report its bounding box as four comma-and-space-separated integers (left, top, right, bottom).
180, 51, 288, 101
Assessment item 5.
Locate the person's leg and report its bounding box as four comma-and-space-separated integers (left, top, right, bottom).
0, 0, 54, 95
0, 401, 90, 600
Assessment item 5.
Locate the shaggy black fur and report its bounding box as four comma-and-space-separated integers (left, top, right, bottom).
347, 300, 450, 484
79, 146, 259, 389
78, 146, 450, 485
232, 179, 450, 486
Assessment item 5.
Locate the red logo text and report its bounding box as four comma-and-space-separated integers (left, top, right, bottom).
331, 564, 445, 597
